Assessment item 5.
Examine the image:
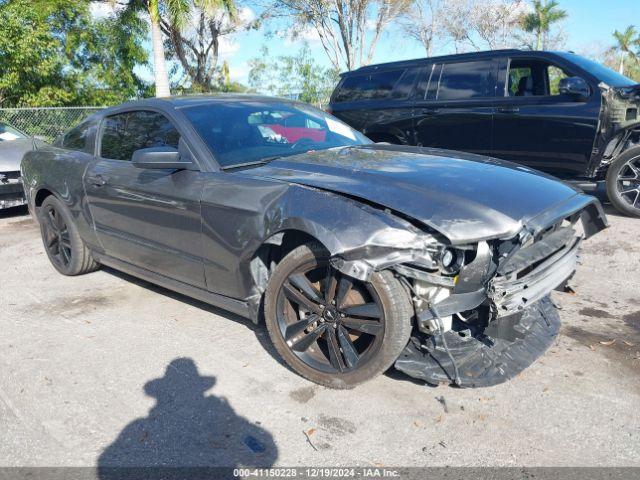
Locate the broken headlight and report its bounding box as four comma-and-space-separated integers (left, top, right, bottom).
438, 247, 465, 275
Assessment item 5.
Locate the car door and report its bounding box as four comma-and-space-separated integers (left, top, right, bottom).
412, 59, 496, 155
85, 109, 207, 288
490, 55, 600, 178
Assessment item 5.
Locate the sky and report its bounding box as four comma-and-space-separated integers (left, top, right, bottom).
90, 0, 640, 87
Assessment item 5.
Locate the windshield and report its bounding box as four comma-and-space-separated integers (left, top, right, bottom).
0, 123, 27, 142
557, 53, 637, 87
182, 100, 371, 168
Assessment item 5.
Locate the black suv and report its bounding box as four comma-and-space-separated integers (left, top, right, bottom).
328, 49, 640, 217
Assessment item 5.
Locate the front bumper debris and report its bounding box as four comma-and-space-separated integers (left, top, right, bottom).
0, 172, 26, 209
394, 296, 560, 388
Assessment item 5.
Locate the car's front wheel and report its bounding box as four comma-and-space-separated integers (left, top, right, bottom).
606, 146, 640, 217
38, 195, 99, 276
264, 242, 412, 388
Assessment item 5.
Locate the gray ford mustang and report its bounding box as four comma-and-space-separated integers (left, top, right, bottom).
20, 95, 607, 388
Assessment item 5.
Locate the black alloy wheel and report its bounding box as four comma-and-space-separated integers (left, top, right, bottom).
264, 243, 412, 388
38, 195, 99, 276
616, 156, 640, 209
277, 262, 385, 374
42, 203, 73, 270
606, 146, 640, 218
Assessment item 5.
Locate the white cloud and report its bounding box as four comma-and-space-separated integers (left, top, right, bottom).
283, 26, 322, 47
89, 1, 124, 19
228, 62, 251, 83
237, 6, 256, 24
219, 37, 240, 56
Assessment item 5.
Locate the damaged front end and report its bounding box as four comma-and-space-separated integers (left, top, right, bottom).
591, 83, 640, 178
329, 197, 607, 388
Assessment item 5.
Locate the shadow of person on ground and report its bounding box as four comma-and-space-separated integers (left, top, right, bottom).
98, 358, 278, 478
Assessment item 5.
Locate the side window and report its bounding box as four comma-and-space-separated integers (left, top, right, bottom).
60, 121, 96, 154
507, 59, 572, 97
333, 75, 369, 102
508, 66, 532, 96
391, 67, 419, 98
437, 61, 493, 100
100, 111, 180, 161
333, 69, 404, 102
367, 70, 404, 99
547, 65, 570, 95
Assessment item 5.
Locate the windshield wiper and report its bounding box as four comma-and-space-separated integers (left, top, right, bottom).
220, 155, 283, 171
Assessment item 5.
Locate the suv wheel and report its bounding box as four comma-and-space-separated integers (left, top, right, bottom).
606, 146, 640, 218
264, 242, 412, 389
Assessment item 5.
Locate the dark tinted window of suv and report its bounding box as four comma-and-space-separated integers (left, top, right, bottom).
437, 61, 493, 100
100, 110, 180, 161
60, 121, 96, 154
333, 69, 404, 102
391, 68, 419, 98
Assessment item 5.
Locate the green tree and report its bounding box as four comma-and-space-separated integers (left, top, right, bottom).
0, 0, 149, 107
612, 25, 639, 75
521, 0, 567, 50
249, 44, 339, 105
111, 0, 247, 94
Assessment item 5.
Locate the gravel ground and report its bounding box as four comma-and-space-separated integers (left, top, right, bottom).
1, 204, 639, 468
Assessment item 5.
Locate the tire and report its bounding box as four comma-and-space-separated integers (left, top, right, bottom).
368, 133, 402, 145
38, 195, 99, 276
605, 146, 640, 217
264, 242, 413, 389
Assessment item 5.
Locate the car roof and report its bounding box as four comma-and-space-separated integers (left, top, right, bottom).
343, 49, 567, 75
107, 94, 298, 112
84, 94, 306, 122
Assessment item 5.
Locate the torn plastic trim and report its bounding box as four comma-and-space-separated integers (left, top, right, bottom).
416, 290, 486, 323
395, 296, 560, 388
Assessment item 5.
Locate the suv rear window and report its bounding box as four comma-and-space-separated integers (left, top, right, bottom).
333, 69, 404, 102
437, 61, 493, 100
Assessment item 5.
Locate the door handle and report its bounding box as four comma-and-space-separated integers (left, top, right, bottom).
496, 107, 520, 113
87, 174, 108, 187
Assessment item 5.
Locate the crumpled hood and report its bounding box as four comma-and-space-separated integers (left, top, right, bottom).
240, 145, 587, 243
0, 138, 35, 172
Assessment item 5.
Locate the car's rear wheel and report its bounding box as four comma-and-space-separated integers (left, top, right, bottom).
264, 242, 412, 389
38, 195, 99, 276
606, 146, 640, 217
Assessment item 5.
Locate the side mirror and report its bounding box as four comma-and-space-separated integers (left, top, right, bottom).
558, 76, 590, 100
131, 146, 194, 170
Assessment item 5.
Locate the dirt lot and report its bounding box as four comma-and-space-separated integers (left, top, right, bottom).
1, 204, 639, 468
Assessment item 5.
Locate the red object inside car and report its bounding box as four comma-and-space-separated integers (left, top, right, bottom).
265, 124, 326, 143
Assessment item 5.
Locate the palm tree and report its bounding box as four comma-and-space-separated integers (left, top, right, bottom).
148, 0, 171, 97
612, 25, 639, 75
112, 0, 236, 96
521, 0, 567, 50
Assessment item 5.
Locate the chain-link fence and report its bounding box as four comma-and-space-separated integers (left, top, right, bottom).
0, 107, 105, 142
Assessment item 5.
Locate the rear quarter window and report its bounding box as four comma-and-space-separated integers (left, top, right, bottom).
333, 69, 405, 102
58, 121, 96, 154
